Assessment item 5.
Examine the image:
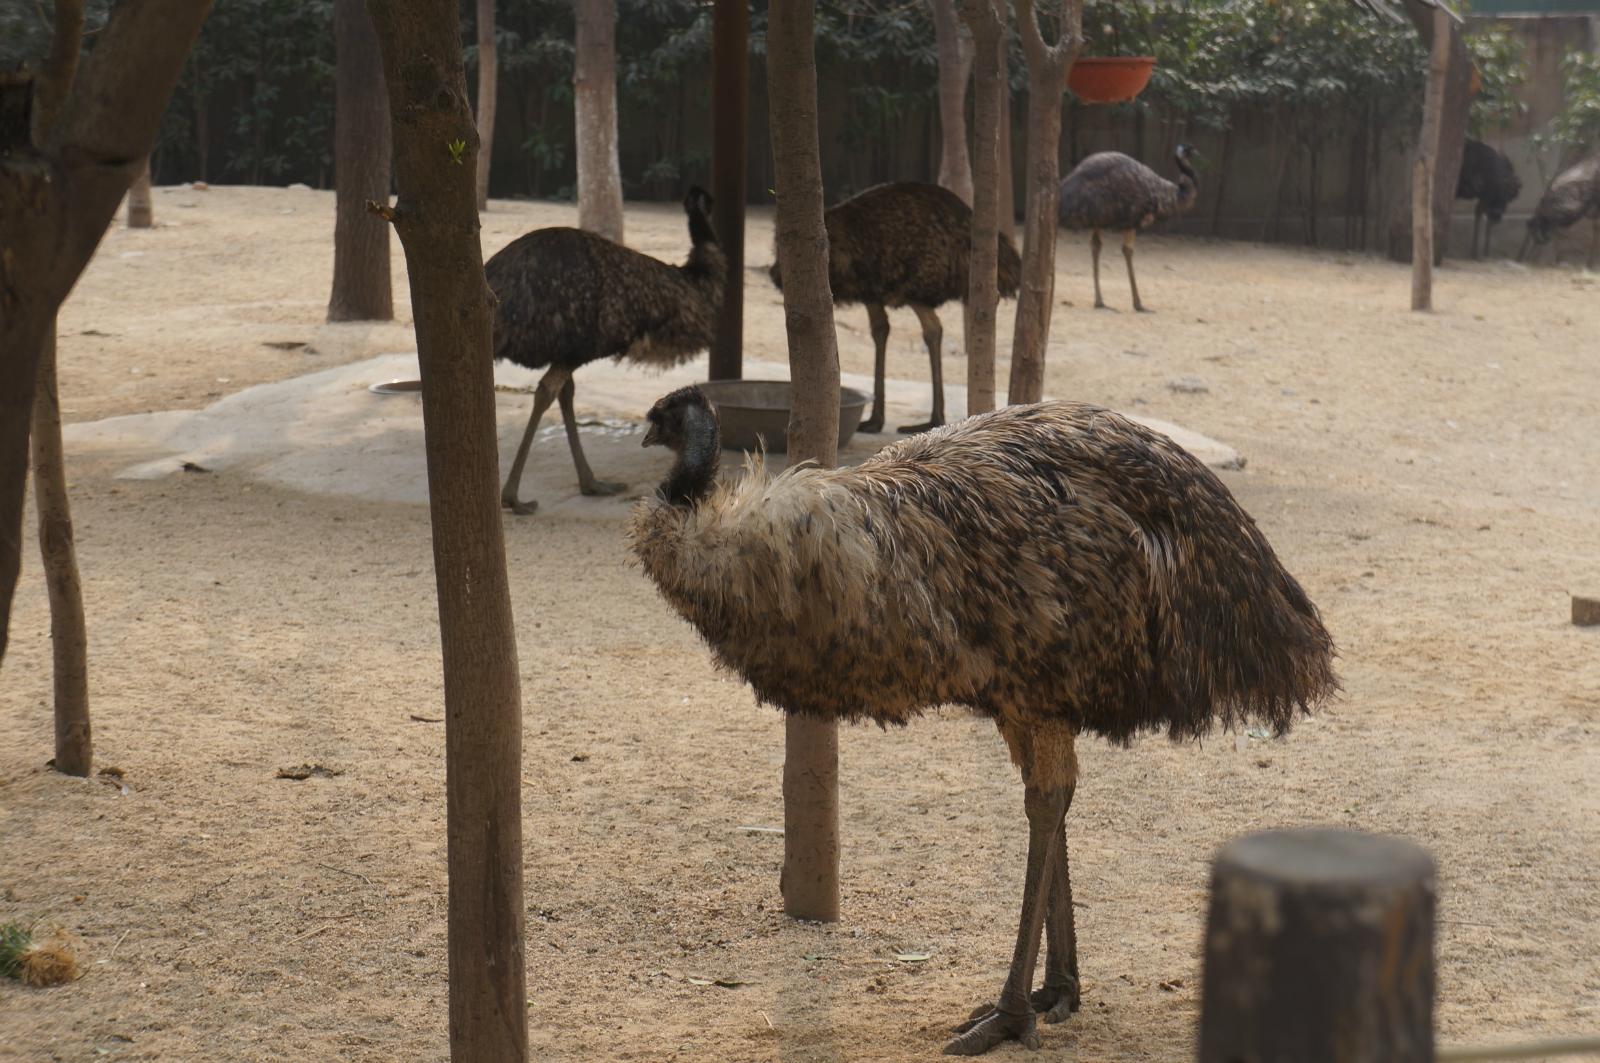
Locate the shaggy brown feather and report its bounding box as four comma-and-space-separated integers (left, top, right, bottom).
629, 397, 1337, 745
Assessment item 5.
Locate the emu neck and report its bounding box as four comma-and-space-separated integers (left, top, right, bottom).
1175, 156, 1199, 213
683, 211, 727, 290
662, 408, 720, 507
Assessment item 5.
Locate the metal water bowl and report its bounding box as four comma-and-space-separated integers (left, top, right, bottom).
368, 379, 422, 395
695, 380, 868, 453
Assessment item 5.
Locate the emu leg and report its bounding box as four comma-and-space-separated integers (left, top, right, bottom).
1590, 217, 1599, 271
900, 304, 945, 434
861, 303, 890, 433
1033, 803, 1081, 1023
558, 377, 624, 497
1090, 229, 1108, 310
1123, 229, 1149, 313
1484, 215, 1498, 259
944, 784, 1069, 1055
501, 365, 570, 515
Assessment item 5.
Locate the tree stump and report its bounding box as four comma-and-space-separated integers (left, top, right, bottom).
1199, 829, 1436, 1063
1573, 595, 1600, 627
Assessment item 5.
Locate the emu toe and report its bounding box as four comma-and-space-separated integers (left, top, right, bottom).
859, 414, 886, 434
945, 1006, 1040, 1055
580, 479, 628, 497
898, 418, 944, 435
501, 494, 539, 516
963, 979, 1080, 1033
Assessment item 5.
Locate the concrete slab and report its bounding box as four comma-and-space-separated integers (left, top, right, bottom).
64, 353, 1243, 516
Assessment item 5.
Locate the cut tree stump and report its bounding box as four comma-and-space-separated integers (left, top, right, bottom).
1573, 595, 1600, 627
1199, 828, 1437, 1063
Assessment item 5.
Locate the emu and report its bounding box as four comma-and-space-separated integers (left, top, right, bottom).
484, 188, 725, 514
1057, 145, 1199, 313
630, 385, 1337, 1055
1520, 153, 1600, 269
1456, 139, 1521, 259
770, 182, 1021, 434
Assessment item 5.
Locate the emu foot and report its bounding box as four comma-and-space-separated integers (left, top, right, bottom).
945, 1006, 1039, 1055
859, 414, 885, 434
1133, 304, 1153, 315
963, 978, 1080, 1029
580, 479, 627, 497
897, 419, 944, 435
501, 494, 539, 516
1093, 302, 1115, 312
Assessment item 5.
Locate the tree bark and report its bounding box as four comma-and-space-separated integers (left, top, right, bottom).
1412, 5, 1450, 311
475, 0, 497, 211
1199, 829, 1436, 1062
996, 31, 1015, 246
328, 0, 394, 322
768, 0, 842, 924
365, 2, 528, 1058
126, 157, 153, 228
574, 0, 623, 243
960, 0, 1005, 417
1, 0, 211, 667
31, 329, 91, 777
1006, 0, 1082, 406
709, 0, 748, 381
931, 0, 974, 206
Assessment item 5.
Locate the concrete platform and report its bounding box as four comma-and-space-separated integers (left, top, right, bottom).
63, 353, 1243, 517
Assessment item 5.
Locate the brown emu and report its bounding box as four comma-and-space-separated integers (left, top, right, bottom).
1456, 139, 1521, 259
769, 182, 1021, 434
629, 386, 1338, 1056
1519, 153, 1600, 269
484, 187, 725, 514
1057, 145, 1199, 313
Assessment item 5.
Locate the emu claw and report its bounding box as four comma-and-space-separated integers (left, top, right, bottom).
859, 415, 885, 434
1031, 980, 1081, 1024
502, 495, 539, 516
580, 479, 627, 497
897, 419, 943, 435
944, 1007, 1039, 1055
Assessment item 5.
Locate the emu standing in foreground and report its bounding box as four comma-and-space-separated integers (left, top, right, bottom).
1520, 153, 1600, 269
1456, 139, 1521, 259
1057, 145, 1199, 313
630, 386, 1338, 1055
484, 187, 725, 514
770, 182, 1021, 434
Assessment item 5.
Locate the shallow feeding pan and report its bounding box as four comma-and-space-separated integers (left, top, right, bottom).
369, 379, 423, 395
695, 380, 868, 453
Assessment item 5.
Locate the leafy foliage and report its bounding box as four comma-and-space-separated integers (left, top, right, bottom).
1534, 50, 1600, 158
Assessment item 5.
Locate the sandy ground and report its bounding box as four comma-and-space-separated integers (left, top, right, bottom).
2, 186, 1598, 1062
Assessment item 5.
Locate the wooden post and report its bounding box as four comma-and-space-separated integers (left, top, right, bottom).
708, 0, 748, 382
1412, 3, 1451, 310
1199, 829, 1436, 1063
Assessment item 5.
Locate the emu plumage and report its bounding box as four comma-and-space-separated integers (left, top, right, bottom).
1456, 139, 1521, 259
629, 386, 1337, 1054
1058, 146, 1198, 313
769, 182, 1021, 433
1520, 153, 1600, 269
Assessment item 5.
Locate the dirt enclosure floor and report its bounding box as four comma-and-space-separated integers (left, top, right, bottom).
2, 186, 1598, 1061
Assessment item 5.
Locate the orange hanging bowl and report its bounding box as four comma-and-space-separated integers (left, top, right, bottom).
1068, 56, 1156, 104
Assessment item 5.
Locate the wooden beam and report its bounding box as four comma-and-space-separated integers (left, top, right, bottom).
709, 0, 748, 381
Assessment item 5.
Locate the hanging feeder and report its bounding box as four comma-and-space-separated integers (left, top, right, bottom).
1067, 56, 1156, 104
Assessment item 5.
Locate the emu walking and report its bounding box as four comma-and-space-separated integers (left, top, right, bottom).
1456, 139, 1521, 259
1057, 145, 1199, 313
630, 386, 1337, 1055
484, 187, 725, 514
1520, 153, 1600, 269
770, 182, 1021, 434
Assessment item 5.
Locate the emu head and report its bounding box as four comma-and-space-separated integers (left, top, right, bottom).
642, 385, 718, 452
683, 186, 714, 218
682, 186, 718, 247
1176, 143, 1199, 165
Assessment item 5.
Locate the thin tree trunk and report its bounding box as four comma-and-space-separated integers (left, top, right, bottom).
126, 157, 153, 228
1007, 0, 1081, 407
768, 0, 842, 925
1413, 4, 1450, 310
961, 0, 1005, 417
1211, 124, 1233, 236
32, 329, 91, 777
996, 30, 1015, 245
329, 0, 394, 322
709, 0, 748, 381
932, 0, 974, 205
574, 0, 623, 242
475, 0, 497, 210
366, 2, 528, 1058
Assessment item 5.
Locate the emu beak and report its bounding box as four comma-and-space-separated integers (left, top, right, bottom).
642, 424, 661, 448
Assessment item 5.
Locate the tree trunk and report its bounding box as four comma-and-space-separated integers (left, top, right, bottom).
475, 0, 497, 210
960, 0, 1005, 417
1006, 0, 1081, 407
931, 0, 974, 206
1, 0, 211, 667
365, 2, 528, 1058
709, 0, 748, 381
328, 0, 394, 323
767, 0, 842, 924
31, 327, 91, 777
126, 157, 153, 228
574, 0, 623, 243
1412, 5, 1450, 311
1405, 0, 1471, 266
1199, 829, 1436, 1062
996, 30, 1015, 245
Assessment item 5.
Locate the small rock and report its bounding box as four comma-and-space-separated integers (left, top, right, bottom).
1573, 595, 1600, 627
288, 182, 312, 191
1166, 377, 1209, 395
